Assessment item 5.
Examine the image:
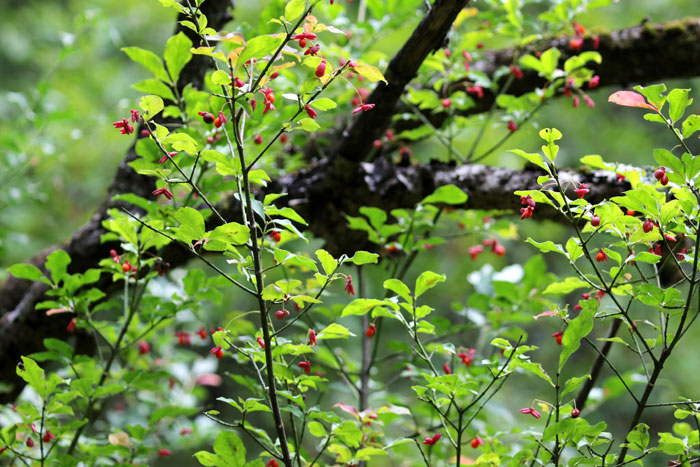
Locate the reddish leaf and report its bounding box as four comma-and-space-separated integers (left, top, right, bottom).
334, 402, 359, 418
608, 91, 656, 110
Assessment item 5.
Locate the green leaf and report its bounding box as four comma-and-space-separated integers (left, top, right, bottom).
653, 148, 683, 177
543, 277, 589, 295
121, 47, 169, 81
298, 117, 320, 131
560, 374, 591, 398
175, 207, 205, 244
560, 304, 595, 369
353, 64, 387, 84
384, 279, 412, 304
17, 357, 45, 398
213, 431, 246, 466
634, 83, 667, 110
415, 271, 445, 298
513, 361, 553, 386
46, 250, 71, 284
317, 323, 353, 340
132, 79, 176, 101
333, 421, 363, 448
164, 32, 193, 83
139, 95, 164, 120
420, 184, 468, 205
315, 249, 337, 276
625, 423, 649, 452
510, 149, 548, 171
580, 154, 614, 171
667, 88, 691, 123
539, 128, 562, 162
682, 114, 700, 138
309, 97, 337, 111
526, 238, 566, 256
211, 70, 231, 86
341, 299, 390, 317
284, 0, 305, 20
8, 263, 43, 281
347, 251, 379, 265
194, 451, 224, 467
657, 432, 686, 455
205, 222, 250, 251
238, 34, 284, 66
308, 421, 327, 437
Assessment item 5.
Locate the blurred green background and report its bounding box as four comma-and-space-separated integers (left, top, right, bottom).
3, 0, 700, 465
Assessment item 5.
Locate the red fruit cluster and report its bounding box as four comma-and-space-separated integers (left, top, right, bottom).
344, 275, 355, 295
643, 219, 655, 233
467, 86, 484, 99
574, 183, 589, 199
443, 362, 451, 375
509, 65, 523, 79
655, 167, 669, 185
366, 323, 376, 338
175, 331, 191, 346
520, 195, 535, 219
275, 309, 289, 320
298, 361, 311, 374
483, 238, 506, 256
520, 407, 541, 419
260, 88, 276, 114
269, 230, 281, 242
470, 435, 484, 448
210, 346, 224, 359
552, 331, 563, 346
293, 32, 317, 48
422, 433, 442, 446
308, 329, 317, 346
595, 249, 608, 262
457, 348, 475, 366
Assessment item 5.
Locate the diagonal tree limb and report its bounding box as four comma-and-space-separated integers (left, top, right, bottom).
331, 0, 470, 165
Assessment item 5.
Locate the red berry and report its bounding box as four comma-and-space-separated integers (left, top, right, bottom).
298, 361, 311, 374
571, 408, 580, 418
470, 436, 484, 448
654, 167, 666, 180
552, 331, 563, 346
441, 98, 451, 108
158, 449, 171, 457
315, 60, 327, 78
254, 134, 263, 145
596, 249, 608, 262
275, 310, 287, 320
270, 230, 281, 242
202, 113, 214, 124
138, 341, 150, 355
298, 38, 307, 48
280, 133, 288, 144
266, 461, 279, 467
209, 346, 224, 359
26, 438, 34, 448
643, 220, 654, 233
214, 117, 222, 128
270, 71, 279, 79
591, 215, 600, 227
443, 362, 451, 374
366, 324, 376, 338
257, 337, 265, 348
507, 120, 518, 132
660, 173, 669, 186
42, 431, 55, 443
